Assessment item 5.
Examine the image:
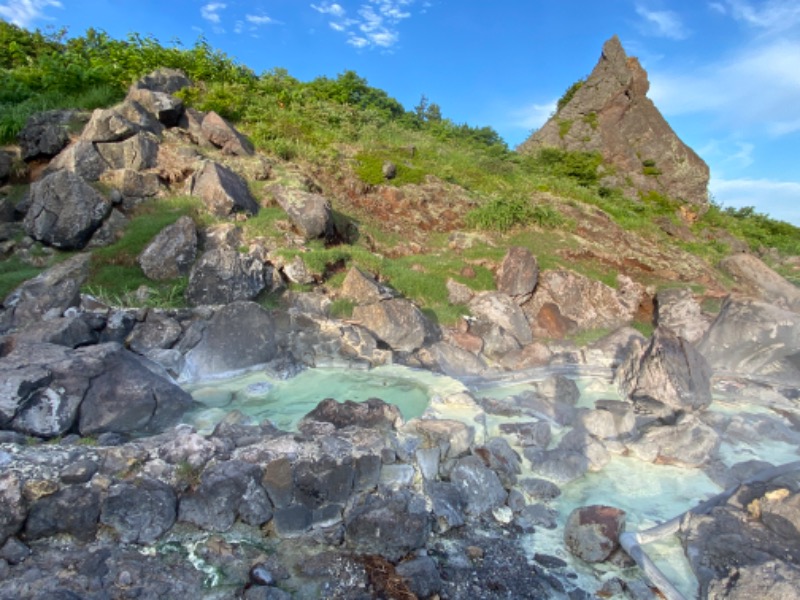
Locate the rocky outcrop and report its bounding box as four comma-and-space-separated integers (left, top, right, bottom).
616, 328, 712, 419
23, 170, 111, 249
519, 35, 709, 207
655, 287, 710, 343
697, 296, 800, 383
18, 109, 87, 161
496, 246, 538, 299
138, 216, 198, 280
273, 186, 333, 240
188, 160, 260, 216
720, 253, 800, 313
201, 111, 255, 156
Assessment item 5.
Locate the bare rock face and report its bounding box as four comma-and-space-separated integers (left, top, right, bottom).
200, 111, 255, 156
189, 160, 260, 217
24, 170, 111, 249
469, 292, 532, 346
697, 296, 800, 384
616, 328, 712, 419
139, 216, 198, 281
273, 186, 333, 240
523, 269, 633, 338
18, 109, 87, 161
352, 298, 438, 353
720, 253, 800, 313
655, 287, 710, 343
132, 68, 191, 95
519, 35, 709, 207
340, 267, 393, 304
496, 246, 538, 299
185, 247, 269, 306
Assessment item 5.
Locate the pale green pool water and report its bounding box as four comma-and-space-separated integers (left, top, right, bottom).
184, 364, 466, 432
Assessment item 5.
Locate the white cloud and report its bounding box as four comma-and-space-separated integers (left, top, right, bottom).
699, 139, 755, 169
246, 15, 277, 26
710, 177, 800, 224
0, 0, 61, 27
708, 2, 727, 15
720, 0, 800, 33
313, 0, 416, 49
312, 2, 346, 18
512, 99, 558, 131
201, 2, 226, 24
635, 5, 690, 40
649, 39, 800, 137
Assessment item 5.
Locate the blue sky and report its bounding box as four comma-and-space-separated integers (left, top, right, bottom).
2, 0, 799, 225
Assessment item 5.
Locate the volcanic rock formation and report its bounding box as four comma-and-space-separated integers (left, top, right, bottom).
519, 35, 710, 207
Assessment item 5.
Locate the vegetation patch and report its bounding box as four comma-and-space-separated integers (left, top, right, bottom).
557, 78, 585, 113
557, 119, 573, 139
582, 112, 598, 130
354, 150, 427, 186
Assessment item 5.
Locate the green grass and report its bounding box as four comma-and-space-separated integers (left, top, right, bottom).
354, 150, 427, 186
0, 257, 45, 300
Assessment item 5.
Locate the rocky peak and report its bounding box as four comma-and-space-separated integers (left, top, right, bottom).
519, 35, 710, 208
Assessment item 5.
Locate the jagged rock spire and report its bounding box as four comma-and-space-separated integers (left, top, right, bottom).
519, 35, 710, 207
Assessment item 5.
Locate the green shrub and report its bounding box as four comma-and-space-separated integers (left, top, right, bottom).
558, 119, 573, 139
329, 298, 356, 319
582, 112, 598, 130
466, 195, 536, 231
557, 78, 585, 113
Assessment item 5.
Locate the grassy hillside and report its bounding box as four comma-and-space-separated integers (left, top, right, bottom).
1, 23, 798, 327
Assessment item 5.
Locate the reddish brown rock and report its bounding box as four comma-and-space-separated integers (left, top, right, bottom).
564, 505, 626, 563
519, 35, 709, 207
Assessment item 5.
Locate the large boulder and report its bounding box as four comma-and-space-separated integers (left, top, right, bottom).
1, 253, 91, 328
182, 302, 277, 379
344, 490, 431, 561
95, 131, 160, 171
179, 461, 272, 531
469, 292, 533, 345
81, 106, 141, 142
519, 35, 709, 207
200, 111, 255, 156
77, 343, 194, 435
138, 216, 198, 280
496, 246, 539, 299
563, 505, 626, 563
655, 287, 710, 343
18, 109, 86, 161
720, 253, 800, 313
132, 68, 191, 95
340, 267, 393, 304
0, 472, 26, 546
126, 87, 184, 127
616, 328, 712, 419
100, 168, 161, 199
300, 397, 402, 431
101, 478, 177, 544
23, 170, 111, 249
185, 247, 270, 306
352, 298, 438, 353
47, 139, 109, 181
627, 414, 720, 467
523, 269, 634, 338
697, 297, 800, 384
189, 160, 260, 216
24, 486, 101, 542
272, 186, 333, 240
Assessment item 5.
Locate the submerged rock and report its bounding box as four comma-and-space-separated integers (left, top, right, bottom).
300, 397, 402, 430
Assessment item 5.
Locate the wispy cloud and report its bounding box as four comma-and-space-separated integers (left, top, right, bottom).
649, 38, 800, 137
717, 0, 800, 33
200, 2, 226, 24
711, 177, 800, 224
312, 0, 416, 49
0, 0, 61, 27
635, 4, 690, 40
234, 13, 282, 35
512, 99, 558, 132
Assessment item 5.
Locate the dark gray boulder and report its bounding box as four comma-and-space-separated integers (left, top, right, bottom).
424, 481, 466, 531
352, 298, 438, 353
125, 311, 182, 354
2, 253, 91, 328
95, 131, 159, 171
201, 111, 255, 156
344, 490, 431, 561
47, 139, 108, 181
627, 414, 720, 467
616, 328, 712, 419
13, 315, 97, 349
185, 247, 269, 306
81, 106, 141, 142
132, 68, 191, 94
272, 186, 333, 240
18, 110, 86, 161
178, 461, 272, 531
127, 87, 184, 127
396, 555, 443, 599
450, 455, 508, 515
24, 486, 100, 542
475, 437, 522, 487
100, 477, 177, 544
77, 343, 193, 435
23, 170, 111, 249
496, 246, 539, 298
564, 505, 626, 563
292, 456, 355, 509
189, 161, 259, 216
182, 302, 277, 378
524, 447, 590, 483
138, 216, 198, 280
